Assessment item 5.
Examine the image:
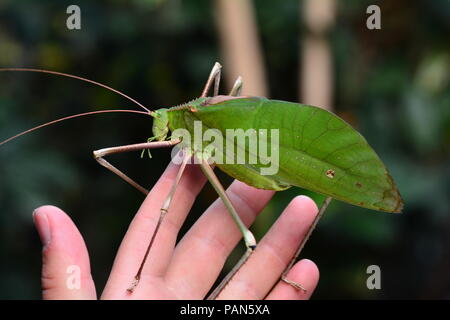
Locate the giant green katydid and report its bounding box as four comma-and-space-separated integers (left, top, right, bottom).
0, 62, 403, 299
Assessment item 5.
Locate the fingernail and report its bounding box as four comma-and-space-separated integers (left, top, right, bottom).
32, 209, 51, 246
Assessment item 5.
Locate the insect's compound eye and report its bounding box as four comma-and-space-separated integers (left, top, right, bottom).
151, 112, 161, 119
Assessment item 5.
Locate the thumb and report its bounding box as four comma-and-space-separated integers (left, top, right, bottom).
33, 205, 97, 299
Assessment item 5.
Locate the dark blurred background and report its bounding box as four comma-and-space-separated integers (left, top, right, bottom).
0, 0, 449, 299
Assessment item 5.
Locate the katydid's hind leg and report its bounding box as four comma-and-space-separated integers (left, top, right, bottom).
93, 139, 181, 195
279, 197, 333, 293
199, 158, 256, 250
207, 247, 253, 300
229, 76, 243, 97
201, 62, 222, 97
128, 149, 191, 293
198, 157, 257, 300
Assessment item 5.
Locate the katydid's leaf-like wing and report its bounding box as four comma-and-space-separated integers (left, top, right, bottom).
183, 97, 403, 213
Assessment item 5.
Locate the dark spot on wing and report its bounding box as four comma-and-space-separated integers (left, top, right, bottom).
326, 169, 335, 179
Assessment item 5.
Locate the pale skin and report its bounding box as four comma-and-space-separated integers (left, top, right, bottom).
33, 160, 320, 300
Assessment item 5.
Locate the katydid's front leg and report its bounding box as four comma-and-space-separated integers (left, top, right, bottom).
93, 139, 181, 194
93, 138, 189, 293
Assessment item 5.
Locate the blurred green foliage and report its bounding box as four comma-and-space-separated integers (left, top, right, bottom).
0, 0, 449, 299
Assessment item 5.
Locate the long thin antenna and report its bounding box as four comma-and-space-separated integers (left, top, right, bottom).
0, 109, 150, 146
0, 68, 150, 113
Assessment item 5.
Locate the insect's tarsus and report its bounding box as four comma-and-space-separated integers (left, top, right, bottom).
0, 68, 151, 113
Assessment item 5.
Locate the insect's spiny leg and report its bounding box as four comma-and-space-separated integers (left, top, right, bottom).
279, 196, 333, 293
229, 76, 243, 97
128, 149, 191, 293
207, 247, 252, 300
199, 158, 256, 250
96, 157, 149, 195
201, 62, 222, 97
198, 157, 257, 300
93, 139, 181, 195
213, 66, 221, 97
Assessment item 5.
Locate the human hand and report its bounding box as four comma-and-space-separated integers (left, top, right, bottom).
33, 161, 320, 299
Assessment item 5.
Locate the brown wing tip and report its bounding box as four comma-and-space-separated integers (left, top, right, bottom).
393, 189, 404, 213
386, 172, 404, 213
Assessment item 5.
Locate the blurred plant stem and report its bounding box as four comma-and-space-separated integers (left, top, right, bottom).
301, 0, 335, 111
214, 0, 267, 96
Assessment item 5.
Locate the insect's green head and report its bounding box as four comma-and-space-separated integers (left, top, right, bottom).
150, 108, 169, 141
